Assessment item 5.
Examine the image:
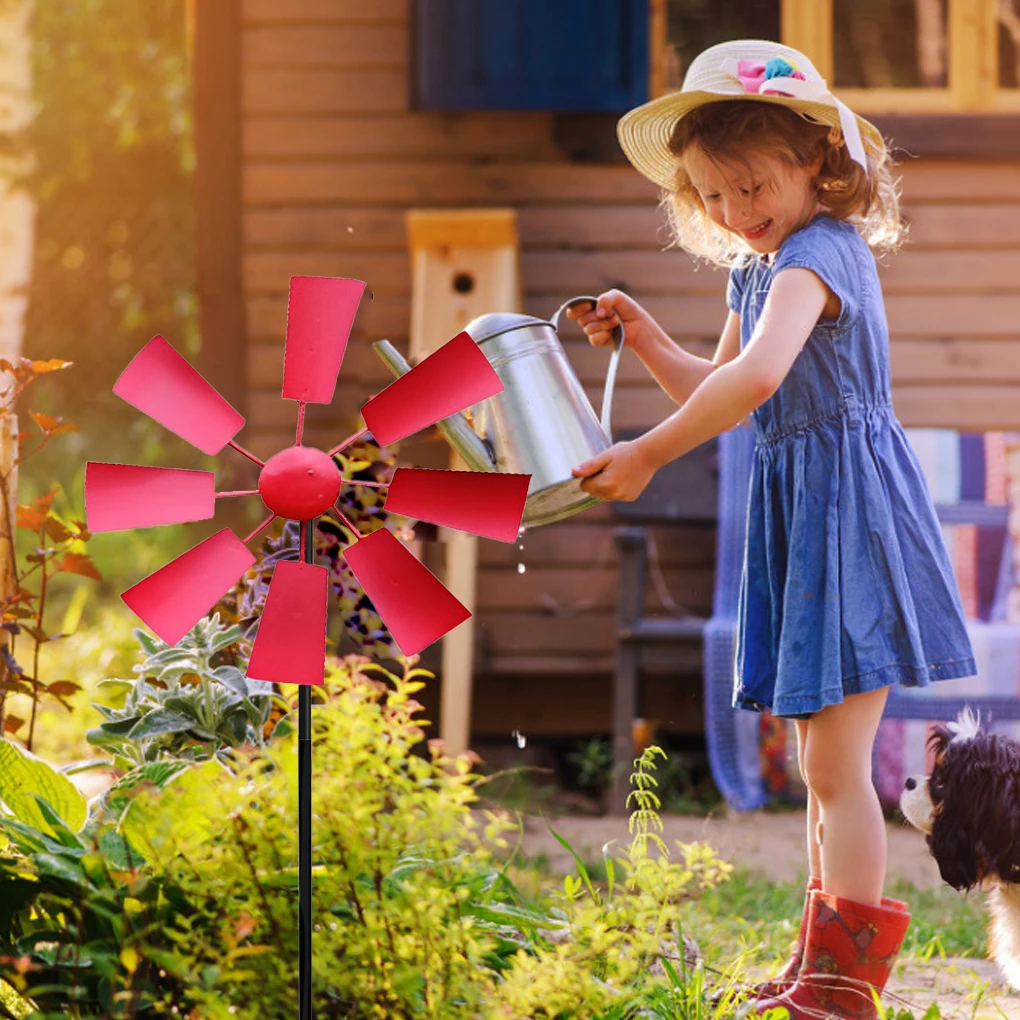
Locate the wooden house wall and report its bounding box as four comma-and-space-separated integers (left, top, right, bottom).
237, 0, 1020, 732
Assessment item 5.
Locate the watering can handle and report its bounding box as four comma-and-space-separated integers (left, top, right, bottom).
550, 295, 625, 442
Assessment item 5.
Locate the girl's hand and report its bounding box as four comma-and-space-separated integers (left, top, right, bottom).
572, 440, 657, 502
564, 289, 649, 351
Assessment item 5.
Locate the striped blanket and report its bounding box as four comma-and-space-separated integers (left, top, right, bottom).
764, 429, 1020, 809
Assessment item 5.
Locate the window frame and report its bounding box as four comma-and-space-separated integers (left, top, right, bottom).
650, 0, 1020, 112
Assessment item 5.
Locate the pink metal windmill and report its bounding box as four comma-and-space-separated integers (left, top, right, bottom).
84, 276, 530, 1017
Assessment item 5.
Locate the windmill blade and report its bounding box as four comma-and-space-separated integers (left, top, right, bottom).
360, 331, 502, 447
246, 560, 327, 687
343, 528, 469, 657
384, 468, 530, 543
113, 336, 245, 455
282, 276, 365, 405
121, 529, 255, 647
85, 463, 216, 533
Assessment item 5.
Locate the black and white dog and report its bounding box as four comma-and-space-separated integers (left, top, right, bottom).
900, 707, 1020, 990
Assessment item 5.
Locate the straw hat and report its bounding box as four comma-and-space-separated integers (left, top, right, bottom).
617, 39, 886, 191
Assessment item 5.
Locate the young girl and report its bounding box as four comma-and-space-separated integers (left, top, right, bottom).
569, 39, 976, 1019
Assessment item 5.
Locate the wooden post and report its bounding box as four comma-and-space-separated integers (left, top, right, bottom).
406, 209, 522, 757
949, 0, 998, 110
781, 0, 833, 82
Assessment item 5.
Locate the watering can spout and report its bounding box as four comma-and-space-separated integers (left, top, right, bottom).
371, 339, 496, 473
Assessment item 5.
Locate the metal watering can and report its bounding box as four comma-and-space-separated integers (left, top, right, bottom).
372, 296, 624, 528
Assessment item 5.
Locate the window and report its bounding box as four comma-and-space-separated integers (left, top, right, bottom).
660, 0, 780, 91
657, 0, 1019, 111
413, 0, 649, 112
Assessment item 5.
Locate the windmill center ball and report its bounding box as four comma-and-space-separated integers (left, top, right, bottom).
258, 445, 342, 520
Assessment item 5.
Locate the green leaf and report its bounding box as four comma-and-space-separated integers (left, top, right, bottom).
88, 716, 143, 739
0, 738, 87, 835
142, 646, 196, 668
96, 828, 146, 870
60, 758, 114, 775
211, 665, 248, 695
271, 716, 294, 740
127, 708, 196, 740
208, 625, 243, 652
241, 696, 267, 729
118, 760, 225, 865
31, 796, 86, 850
223, 709, 247, 745
162, 695, 200, 718
463, 900, 556, 930
96, 677, 135, 691
101, 760, 192, 820
32, 850, 89, 887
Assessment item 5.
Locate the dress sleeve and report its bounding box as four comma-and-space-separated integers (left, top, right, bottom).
772, 218, 864, 330
726, 264, 746, 314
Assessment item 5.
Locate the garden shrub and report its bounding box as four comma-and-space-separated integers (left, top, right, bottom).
2, 649, 740, 1019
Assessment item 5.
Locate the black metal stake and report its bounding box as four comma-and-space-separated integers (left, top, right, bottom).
300, 519, 313, 1018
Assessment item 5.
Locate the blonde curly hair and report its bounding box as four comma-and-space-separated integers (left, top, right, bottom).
660, 100, 903, 267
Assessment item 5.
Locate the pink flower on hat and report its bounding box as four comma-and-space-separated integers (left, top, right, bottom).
734, 57, 807, 97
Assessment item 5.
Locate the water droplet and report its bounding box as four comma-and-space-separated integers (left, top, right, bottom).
518, 526, 526, 537
512, 729, 526, 749
517, 563, 526, 574
518, 543, 524, 551
346, 226, 354, 233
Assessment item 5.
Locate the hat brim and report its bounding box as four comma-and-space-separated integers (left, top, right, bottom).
617, 90, 886, 191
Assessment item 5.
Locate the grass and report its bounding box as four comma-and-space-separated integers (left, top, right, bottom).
509, 851, 987, 965
500, 841, 999, 1017
679, 867, 989, 972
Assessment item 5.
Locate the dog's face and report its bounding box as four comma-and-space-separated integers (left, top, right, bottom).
899, 772, 933, 834
900, 708, 1020, 891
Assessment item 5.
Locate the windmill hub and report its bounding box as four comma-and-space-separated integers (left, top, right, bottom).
258, 445, 341, 520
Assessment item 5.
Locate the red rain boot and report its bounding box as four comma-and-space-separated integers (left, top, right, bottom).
713, 880, 906, 1003
748, 884, 908, 999
746, 875, 822, 998
754, 890, 911, 1020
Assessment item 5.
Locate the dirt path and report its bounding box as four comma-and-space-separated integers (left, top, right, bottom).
518, 809, 1020, 1018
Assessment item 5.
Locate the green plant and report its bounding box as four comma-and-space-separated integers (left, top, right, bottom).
484, 747, 735, 1019
567, 737, 613, 797
1, 644, 968, 1019
0, 735, 203, 1019
53, 657, 743, 1019
1, 356, 102, 753
86, 613, 276, 767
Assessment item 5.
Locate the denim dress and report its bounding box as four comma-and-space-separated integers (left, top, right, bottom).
727, 214, 976, 718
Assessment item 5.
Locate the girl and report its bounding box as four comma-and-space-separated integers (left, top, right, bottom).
569, 39, 976, 1019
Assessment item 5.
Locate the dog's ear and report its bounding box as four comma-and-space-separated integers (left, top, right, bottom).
927, 739, 988, 891
979, 733, 1020, 884
928, 812, 983, 890
927, 723, 952, 762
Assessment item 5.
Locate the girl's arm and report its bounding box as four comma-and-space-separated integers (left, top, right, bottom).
633, 309, 741, 406
638, 268, 829, 469
567, 289, 740, 406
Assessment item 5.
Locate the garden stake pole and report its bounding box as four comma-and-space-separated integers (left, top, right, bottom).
300, 519, 313, 1019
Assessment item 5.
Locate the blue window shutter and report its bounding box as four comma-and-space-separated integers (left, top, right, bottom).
413, 0, 649, 111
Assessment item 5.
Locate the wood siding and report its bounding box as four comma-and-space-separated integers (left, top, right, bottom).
238, 0, 1020, 716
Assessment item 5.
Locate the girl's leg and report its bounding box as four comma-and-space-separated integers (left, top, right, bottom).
794, 719, 821, 882
801, 687, 890, 905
